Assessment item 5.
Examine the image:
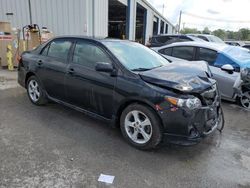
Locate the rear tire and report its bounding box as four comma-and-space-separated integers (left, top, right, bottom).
120, 104, 162, 150
27, 76, 48, 105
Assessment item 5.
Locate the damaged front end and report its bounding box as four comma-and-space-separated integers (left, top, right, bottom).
160, 83, 224, 145
139, 66, 224, 145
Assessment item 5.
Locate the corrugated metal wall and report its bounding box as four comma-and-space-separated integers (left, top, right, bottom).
0, 0, 30, 29
93, 0, 108, 37
30, 0, 87, 36
0, 0, 174, 41
0, 0, 108, 37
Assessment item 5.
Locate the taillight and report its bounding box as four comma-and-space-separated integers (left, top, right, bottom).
17, 55, 22, 63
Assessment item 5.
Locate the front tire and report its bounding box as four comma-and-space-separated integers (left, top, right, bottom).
239, 91, 250, 109
120, 104, 162, 150
27, 76, 47, 105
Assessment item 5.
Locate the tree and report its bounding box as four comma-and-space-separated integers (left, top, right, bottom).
226, 31, 237, 40
212, 29, 226, 40
180, 28, 200, 34
238, 28, 250, 40
178, 27, 250, 41
202, 27, 211, 34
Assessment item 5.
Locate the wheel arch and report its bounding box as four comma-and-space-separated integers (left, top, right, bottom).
114, 99, 164, 129
25, 72, 36, 88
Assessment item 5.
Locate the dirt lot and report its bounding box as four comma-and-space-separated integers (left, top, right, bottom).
0, 70, 250, 188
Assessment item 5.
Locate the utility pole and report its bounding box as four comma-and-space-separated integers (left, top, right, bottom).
28, 0, 32, 24
178, 10, 182, 33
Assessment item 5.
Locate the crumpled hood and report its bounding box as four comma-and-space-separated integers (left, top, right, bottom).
139, 61, 215, 93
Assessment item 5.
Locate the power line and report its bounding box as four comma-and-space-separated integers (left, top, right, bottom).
183, 11, 250, 23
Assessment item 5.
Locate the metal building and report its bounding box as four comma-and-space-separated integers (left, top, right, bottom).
0, 0, 176, 44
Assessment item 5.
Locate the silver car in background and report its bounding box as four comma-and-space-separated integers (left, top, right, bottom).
152, 42, 250, 108
187, 34, 225, 44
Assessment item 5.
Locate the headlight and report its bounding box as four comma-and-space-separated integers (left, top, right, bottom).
165, 96, 202, 110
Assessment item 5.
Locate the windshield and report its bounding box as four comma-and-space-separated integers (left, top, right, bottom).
189, 36, 206, 42
103, 41, 169, 71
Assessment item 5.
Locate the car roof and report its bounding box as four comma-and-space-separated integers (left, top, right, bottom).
51, 35, 129, 43
187, 34, 212, 37
152, 34, 189, 37
157, 41, 229, 52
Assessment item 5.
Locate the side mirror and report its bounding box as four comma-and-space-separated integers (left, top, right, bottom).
221, 64, 234, 74
95, 62, 114, 73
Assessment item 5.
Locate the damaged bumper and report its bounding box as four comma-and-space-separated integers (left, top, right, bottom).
158, 87, 223, 145
163, 105, 222, 146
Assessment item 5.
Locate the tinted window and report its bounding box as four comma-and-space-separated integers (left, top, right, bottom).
197, 36, 209, 41
47, 40, 72, 60
172, 46, 194, 60
41, 45, 49, 56
154, 36, 171, 43
73, 41, 111, 69
197, 48, 218, 65
159, 47, 172, 56
243, 45, 250, 50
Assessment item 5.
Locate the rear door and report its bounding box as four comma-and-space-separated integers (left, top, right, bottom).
36, 38, 73, 101
195, 47, 239, 99
65, 40, 116, 119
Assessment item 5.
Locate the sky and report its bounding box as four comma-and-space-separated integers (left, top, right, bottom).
147, 0, 250, 31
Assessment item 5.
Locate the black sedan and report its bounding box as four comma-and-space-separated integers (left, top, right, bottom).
18, 36, 223, 149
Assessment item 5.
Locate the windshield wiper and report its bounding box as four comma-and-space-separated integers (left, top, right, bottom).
131, 68, 152, 71
131, 65, 165, 72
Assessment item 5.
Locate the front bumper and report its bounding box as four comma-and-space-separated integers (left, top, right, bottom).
162, 106, 222, 146
157, 91, 222, 145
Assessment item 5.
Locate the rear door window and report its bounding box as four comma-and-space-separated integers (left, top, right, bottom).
72, 41, 112, 69
47, 40, 72, 61
197, 48, 218, 65
172, 46, 195, 61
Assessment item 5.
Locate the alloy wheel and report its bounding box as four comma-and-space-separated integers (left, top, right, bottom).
124, 110, 152, 144
240, 91, 250, 109
28, 80, 40, 102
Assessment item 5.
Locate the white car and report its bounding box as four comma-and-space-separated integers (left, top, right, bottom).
187, 34, 225, 44
152, 41, 250, 108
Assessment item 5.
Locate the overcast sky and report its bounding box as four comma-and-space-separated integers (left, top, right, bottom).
147, 0, 250, 31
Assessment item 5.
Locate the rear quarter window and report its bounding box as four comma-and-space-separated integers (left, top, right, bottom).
159, 47, 173, 56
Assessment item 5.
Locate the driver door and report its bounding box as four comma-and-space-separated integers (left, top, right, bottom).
64, 40, 116, 119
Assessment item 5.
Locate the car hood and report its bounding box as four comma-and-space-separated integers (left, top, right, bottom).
139, 61, 215, 93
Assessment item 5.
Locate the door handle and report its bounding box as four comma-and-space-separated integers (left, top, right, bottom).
37, 60, 43, 66
67, 68, 75, 74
